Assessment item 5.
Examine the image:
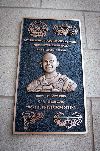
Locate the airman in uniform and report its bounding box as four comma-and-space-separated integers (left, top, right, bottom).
27, 53, 77, 92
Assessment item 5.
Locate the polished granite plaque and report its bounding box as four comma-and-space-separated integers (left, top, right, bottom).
13, 18, 86, 134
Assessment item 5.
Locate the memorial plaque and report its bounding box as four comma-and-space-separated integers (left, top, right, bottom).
13, 18, 86, 134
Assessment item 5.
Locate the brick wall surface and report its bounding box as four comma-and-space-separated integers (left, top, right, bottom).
0, 0, 100, 151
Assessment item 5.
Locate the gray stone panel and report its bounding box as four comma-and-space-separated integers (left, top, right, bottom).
0, 8, 86, 48
83, 50, 100, 97
92, 98, 100, 151
42, 0, 100, 11
85, 12, 100, 49
0, 47, 18, 96
0, 97, 93, 151
0, 0, 41, 8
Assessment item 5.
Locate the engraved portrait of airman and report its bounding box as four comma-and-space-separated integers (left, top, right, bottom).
27, 53, 77, 92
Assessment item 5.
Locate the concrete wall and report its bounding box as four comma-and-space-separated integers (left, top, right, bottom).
0, 0, 100, 151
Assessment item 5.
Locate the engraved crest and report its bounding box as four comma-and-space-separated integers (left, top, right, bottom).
28, 21, 48, 37
22, 110, 44, 130
54, 112, 82, 129
53, 24, 78, 36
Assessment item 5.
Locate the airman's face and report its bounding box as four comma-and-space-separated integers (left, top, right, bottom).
42, 53, 59, 73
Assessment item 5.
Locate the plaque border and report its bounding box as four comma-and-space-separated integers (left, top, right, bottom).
13, 18, 87, 134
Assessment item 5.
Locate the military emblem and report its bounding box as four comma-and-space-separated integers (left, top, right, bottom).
54, 112, 82, 129
22, 111, 44, 130
28, 20, 48, 37
53, 24, 78, 36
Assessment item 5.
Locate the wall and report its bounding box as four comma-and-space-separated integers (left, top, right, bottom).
0, 0, 100, 151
